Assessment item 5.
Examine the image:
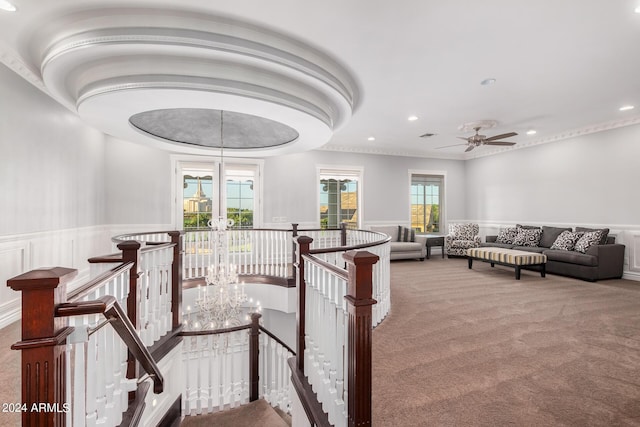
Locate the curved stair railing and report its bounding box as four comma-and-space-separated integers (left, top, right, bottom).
8, 262, 167, 427
181, 314, 295, 416
8, 224, 390, 426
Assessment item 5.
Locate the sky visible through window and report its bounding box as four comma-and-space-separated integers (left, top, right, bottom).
183, 179, 253, 209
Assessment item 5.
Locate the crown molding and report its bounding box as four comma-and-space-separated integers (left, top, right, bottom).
317, 144, 465, 161
466, 115, 640, 160
322, 115, 640, 161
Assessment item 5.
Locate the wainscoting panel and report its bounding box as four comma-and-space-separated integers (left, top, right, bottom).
0, 225, 114, 328
624, 230, 640, 280
0, 243, 27, 328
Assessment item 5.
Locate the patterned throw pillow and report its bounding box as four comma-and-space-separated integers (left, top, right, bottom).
574, 230, 603, 253
575, 227, 610, 245
496, 227, 518, 244
450, 223, 478, 240
550, 230, 583, 251
512, 228, 542, 247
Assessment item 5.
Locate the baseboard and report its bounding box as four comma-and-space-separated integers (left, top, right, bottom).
0, 298, 20, 329
622, 271, 640, 282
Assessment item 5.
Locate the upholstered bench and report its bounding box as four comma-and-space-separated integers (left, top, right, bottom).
467, 247, 547, 280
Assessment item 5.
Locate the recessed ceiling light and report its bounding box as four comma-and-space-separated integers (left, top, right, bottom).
408, 115, 418, 121
619, 105, 635, 111
635, 6, 640, 13
367, 136, 375, 141
526, 130, 537, 135
480, 78, 496, 86
0, 0, 17, 12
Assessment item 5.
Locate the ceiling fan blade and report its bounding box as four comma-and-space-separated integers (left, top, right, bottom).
465, 145, 475, 152
484, 141, 516, 146
435, 143, 468, 149
484, 132, 517, 142
456, 136, 470, 141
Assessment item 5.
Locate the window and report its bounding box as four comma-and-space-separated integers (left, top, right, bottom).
175, 158, 262, 230
410, 173, 443, 233
182, 169, 214, 230
226, 167, 256, 229
319, 168, 362, 229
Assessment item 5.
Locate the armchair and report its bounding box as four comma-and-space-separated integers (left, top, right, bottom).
445, 223, 481, 257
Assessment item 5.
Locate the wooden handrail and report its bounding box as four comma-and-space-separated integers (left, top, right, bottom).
179, 323, 252, 336
56, 295, 165, 394
259, 325, 296, 355
302, 253, 349, 281
67, 261, 134, 302
308, 232, 391, 255
119, 381, 151, 427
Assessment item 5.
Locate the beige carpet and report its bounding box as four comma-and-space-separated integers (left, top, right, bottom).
3, 258, 640, 426
181, 399, 290, 426
0, 321, 20, 427
373, 257, 640, 426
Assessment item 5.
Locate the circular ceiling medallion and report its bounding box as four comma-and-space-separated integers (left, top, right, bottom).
458, 120, 498, 132
129, 108, 299, 149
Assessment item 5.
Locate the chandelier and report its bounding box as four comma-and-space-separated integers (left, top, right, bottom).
183, 111, 260, 331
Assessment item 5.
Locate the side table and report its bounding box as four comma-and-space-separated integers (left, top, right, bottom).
425, 235, 445, 259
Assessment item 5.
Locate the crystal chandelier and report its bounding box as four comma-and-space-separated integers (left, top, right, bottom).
185, 217, 260, 330
183, 111, 260, 331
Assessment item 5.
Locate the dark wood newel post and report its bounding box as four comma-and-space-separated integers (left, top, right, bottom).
340, 222, 348, 246
249, 312, 262, 402
168, 231, 183, 330
343, 250, 378, 427
117, 240, 142, 391
294, 235, 313, 371
9, 267, 78, 427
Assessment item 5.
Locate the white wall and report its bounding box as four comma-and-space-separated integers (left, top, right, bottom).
262, 150, 467, 228
465, 124, 640, 278
0, 63, 112, 327
104, 135, 173, 228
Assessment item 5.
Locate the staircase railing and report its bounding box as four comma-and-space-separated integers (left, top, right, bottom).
8, 264, 165, 426
291, 235, 382, 427
8, 225, 390, 426
181, 314, 294, 416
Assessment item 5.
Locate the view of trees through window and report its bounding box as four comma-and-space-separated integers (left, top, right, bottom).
182, 166, 257, 230
410, 174, 443, 233
226, 171, 254, 229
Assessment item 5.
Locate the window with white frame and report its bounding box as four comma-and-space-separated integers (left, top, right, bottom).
226, 166, 258, 229
176, 159, 262, 230
319, 168, 362, 229
410, 173, 443, 233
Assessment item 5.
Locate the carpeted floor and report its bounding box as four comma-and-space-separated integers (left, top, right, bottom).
0, 320, 20, 427
372, 257, 640, 426
2, 257, 639, 426
181, 399, 290, 426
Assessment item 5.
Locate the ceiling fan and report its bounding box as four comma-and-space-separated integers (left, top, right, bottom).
437, 127, 518, 152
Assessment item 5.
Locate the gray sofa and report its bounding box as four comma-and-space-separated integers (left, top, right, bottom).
482, 225, 625, 282
370, 225, 427, 261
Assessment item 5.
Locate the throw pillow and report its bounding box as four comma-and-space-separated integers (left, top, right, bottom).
451, 223, 477, 240
540, 226, 572, 248
574, 230, 603, 253
397, 226, 415, 242
513, 228, 542, 247
516, 224, 541, 230
496, 227, 518, 244
575, 227, 609, 245
550, 230, 583, 251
